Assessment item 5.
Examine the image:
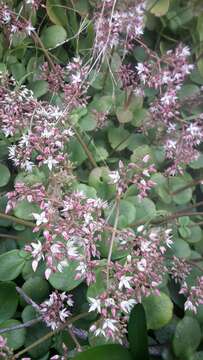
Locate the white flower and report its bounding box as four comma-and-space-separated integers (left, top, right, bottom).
45, 268, 52, 280
103, 319, 118, 332
136, 63, 145, 74
66, 240, 78, 258
165, 229, 173, 248
141, 240, 151, 252
76, 261, 87, 275
184, 300, 196, 313
108, 171, 120, 184
105, 298, 115, 307
137, 258, 147, 272
26, 23, 35, 36
88, 297, 101, 313
32, 211, 48, 226
31, 240, 43, 257
22, 160, 34, 172
120, 299, 136, 313
43, 156, 59, 171
59, 308, 69, 322
186, 123, 200, 137
118, 276, 133, 290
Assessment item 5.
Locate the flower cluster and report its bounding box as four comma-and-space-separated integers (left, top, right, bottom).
0, 335, 12, 358
180, 277, 203, 313
93, 0, 146, 56
23, 191, 107, 281
88, 227, 173, 341
109, 157, 156, 198
0, 4, 35, 38
39, 291, 74, 330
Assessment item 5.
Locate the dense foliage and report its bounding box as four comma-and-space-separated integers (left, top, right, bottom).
0, 0, 203, 359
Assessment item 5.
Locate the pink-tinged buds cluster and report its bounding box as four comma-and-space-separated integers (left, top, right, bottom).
88, 227, 174, 340
39, 291, 74, 330
23, 190, 107, 280
180, 277, 203, 314
108, 158, 156, 198
0, 335, 12, 358
93, 0, 145, 56
0, 4, 35, 38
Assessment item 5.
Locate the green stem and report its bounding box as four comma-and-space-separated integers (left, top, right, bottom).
0, 212, 34, 228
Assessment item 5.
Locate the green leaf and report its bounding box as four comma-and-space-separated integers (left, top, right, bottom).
0, 319, 26, 350
10, 62, 26, 82
173, 316, 201, 358
88, 167, 116, 200
29, 80, 49, 98
105, 200, 136, 229
40, 25, 67, 49
79, 113, 97, 131
68, 138, 88, 165
169, 176, 193, 205
0, 164, 10, 187
131, 108, 150, 127
171, 238, 191, 259
143, 292, 173, 330
20, 277, 50, 306
0, 282, 18, 323
49, 262, 83, 291
149, 0, 170, 17
108, 127, 130, 151
73, 344, 133, 360
14, 200, 40, 220
128, 304, 149, 360
178, 84, 200, 100
46, 0, 68, 27
116, 108, 133, 123
25, 323, 51, 358
0, 250, 26, 281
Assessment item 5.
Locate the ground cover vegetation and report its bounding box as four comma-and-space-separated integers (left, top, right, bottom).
0, 0, 203, 359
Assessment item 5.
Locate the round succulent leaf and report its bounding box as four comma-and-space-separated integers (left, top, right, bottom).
173, 316, 201, 358
108, 126, 130, 151
79, 113, 97, 131
170, 238, 191, 259
178, 84, 200, 100
0, 319, 26, 350
104, 200, 136, 229
68, 138, 88, 165
0, 249, 26, 281
190, 154, 203, 169
0, 164, 10, 187
20, 277, 50, 306
25, 323, 51, 358
40, 25, 67, 49
46, 0, 68, 27
149, 0, 170, 17
178, 226, 191, 239
88, 167, 116, 200
131, 108, 150, 127
185, 224, 202, 244
169, 176, 193, 205
73, 344, 133, 360
116, 107, 133, 123
48, 262, 83, 291
127, 196, 156, 224
29, 80, 49, 98
22, 305, 38, 323
14, 200, 40, 221
143, 292, 173, 330
0, 282, 19, 324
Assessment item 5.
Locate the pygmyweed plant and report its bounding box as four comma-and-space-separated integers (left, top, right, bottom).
0, 0, 203, 358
